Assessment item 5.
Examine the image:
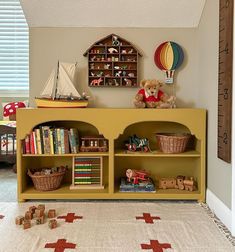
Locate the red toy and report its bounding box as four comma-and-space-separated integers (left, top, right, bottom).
126, 169, 149, 184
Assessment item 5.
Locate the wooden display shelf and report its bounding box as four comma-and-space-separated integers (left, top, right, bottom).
84, 34, 141, 87
114, 150, 201, 157
17, 108, 206, 202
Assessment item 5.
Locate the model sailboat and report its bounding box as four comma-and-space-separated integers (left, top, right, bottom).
35, 61, 89, 108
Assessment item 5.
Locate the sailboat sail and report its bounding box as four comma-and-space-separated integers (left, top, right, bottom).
39, 62, 81, 99
56, 62, 81, 98
40, 69, 56, 98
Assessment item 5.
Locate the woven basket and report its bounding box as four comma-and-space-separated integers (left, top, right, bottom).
156, 133, 191, 153
28, 169, 66, 191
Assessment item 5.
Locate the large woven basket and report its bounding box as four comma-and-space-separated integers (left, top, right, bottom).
28, 169, 66, 191
156, 133, 191, 153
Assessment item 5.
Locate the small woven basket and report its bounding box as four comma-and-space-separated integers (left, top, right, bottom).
28, 169, 66, 191
156, 133, 191, 153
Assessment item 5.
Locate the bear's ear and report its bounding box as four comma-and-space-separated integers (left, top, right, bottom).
140, 79, 146, 87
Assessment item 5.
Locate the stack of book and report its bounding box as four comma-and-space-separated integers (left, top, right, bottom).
119, 177, 156, 192
22, 126, 79, 154
73, 157, 101, 185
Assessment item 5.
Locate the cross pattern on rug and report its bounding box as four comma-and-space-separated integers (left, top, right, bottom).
57, 213, 83, 223
136, 213, 161, 224
0, 215, 4, 219
141, 240, 172, 252
44, 238, 76, 252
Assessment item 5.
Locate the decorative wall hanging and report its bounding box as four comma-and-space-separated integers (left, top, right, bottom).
154, 41, 184, 84
83, 34, 142, 87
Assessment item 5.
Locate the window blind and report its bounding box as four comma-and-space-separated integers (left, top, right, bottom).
0, 0, 29, 93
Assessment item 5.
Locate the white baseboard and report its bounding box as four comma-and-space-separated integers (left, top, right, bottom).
206, 189, 232, 232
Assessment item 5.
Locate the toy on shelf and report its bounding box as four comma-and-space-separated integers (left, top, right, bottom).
123, 78, 132, 86
104, 64, 111, 69
80, 135, 108, 152
108, 47, 118, 53
125, 134, 150, 152
112, 35, 120, 46
90, 77, 103, 86
120, 169, 155, 192
115, 71, 122, 77
134, 79, 176, 108
159, 176, 197, 191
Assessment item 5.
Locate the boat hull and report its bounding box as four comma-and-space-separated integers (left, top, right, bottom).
35, 98, 88, 108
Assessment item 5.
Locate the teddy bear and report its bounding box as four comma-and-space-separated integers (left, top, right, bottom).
134, 79, 176, 108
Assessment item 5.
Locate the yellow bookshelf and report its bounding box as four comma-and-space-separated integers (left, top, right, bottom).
17, 108, 206, 202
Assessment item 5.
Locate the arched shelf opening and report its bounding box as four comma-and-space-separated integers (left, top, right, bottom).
114, 121, 199, 153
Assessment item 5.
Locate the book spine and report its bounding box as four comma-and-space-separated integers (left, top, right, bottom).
35, 129, 42, 155
60, 128, 65, 154
33, 131, 37, 154
64, 129, 70, 154
39, 126, 44, 154
49, 129, 54, 154
52, 129, 58, 154
56, 128, 62, 154
25, 134, 30, 154
68, 130, 73, 153
42, 126, 51, 154
30, 132, 35, 154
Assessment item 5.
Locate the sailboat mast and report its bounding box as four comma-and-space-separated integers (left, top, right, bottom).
52, 61, 60, 100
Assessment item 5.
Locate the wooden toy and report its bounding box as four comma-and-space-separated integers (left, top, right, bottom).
128, 73, 135, 77
97, 71, 103, 77
90, 77, 103, 86
15, 216, 24, 225
36, 214, 45, 225
126, 169, 149, 184
25, 211, 33, 220
114, 66, 120, 69
80, 135, 108, 152
29, 206, 36, 214
125, 134, 149, 152
176, 175, 185, 190
35, 208, 44, 218
90, 56, 96, 61
159, 178, 178, 189
23, 219, 31, 229
122, 49, 127, 54
184, 177, 196, 191
158, 176, 197, 191
108, 47, 118, 53
90, 72, 95, 76
37, 204, 45, 211
48, 209, 56, 218
48, 219, 57, 229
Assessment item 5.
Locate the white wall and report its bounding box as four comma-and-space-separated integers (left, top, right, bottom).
197, 0, 232, 209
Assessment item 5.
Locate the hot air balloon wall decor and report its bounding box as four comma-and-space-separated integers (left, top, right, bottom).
154, 41, 184, 85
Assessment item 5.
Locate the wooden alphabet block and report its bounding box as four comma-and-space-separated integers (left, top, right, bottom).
37, 204, 45, 211
15, 216, 24, 225
35, 208, 44, 218
25, 211, 33, 220
29, 206, 36, 214
23, 220, 31, 229
36, 214, 45, 225
48, 219, 57, 229
48, 209, 56, 218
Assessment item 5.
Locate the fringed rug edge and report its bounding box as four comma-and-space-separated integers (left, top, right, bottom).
199, 202, 235, 246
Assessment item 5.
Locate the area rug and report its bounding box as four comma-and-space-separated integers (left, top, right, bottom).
0, 202, 234, 252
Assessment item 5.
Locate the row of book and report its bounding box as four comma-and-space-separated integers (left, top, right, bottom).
73, 157, 101, 185
23, 126, 79, 154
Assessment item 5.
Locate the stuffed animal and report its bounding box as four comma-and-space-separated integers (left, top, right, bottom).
134, 79, 176, 108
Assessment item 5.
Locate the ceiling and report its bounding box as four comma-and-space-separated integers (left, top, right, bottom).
20, 0, 206, 28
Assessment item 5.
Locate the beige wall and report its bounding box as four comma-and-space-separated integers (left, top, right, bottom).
197, 0, 232, 208
29, 28, 198, 108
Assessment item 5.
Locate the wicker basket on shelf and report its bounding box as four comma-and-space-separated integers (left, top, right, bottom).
28, 168, 66, 191
155, 133, 191, 154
